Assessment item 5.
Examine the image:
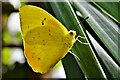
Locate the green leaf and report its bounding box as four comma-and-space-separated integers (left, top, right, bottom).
62, 53, 85, 78
49, 1, 105, 78
2, 48, 11, 66
93, 1, 119, 23
73, 1, 120, 65
87, 32, 120, 79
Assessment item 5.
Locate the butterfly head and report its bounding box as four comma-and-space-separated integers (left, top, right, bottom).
68, 30, 76, 44
69, 30, 76, 36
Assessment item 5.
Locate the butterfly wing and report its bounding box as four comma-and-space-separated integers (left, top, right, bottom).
19, 5, 68, 37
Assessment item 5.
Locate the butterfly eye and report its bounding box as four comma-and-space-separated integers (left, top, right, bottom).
69, 30, 76, 36
70, 31, 73, 35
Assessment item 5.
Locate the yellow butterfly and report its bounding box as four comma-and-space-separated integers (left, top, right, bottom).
19, 5, 86, 74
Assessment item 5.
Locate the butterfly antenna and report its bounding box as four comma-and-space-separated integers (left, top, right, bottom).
76, 16, 89, 27
81, 16, 89, 23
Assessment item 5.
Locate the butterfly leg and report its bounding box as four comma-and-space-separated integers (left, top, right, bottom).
76, 36, 89, 45
68, 51, 80, 61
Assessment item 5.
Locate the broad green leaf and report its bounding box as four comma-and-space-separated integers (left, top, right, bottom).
92, 2, 119, 23
87, 31, 120, 79
49, 0, 105, 78
62, 54, 85, 78
72, 1, 120, 65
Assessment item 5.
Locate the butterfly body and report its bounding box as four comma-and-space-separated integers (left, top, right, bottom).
19, 5, 76, 73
